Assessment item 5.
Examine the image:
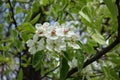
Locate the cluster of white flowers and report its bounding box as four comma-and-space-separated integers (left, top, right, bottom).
26, 22, 80, 54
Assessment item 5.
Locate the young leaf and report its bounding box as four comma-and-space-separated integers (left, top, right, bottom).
103, 0, 118, 19
32, 51, 44, 71
31, 14, 40, 25
63, 46, 74, 61
17, 68, 23, 80
20, 32, 33, 42
60, 56, 69, 80
17, 22, 35, 33
102, 66, 119, 80
16, 6, 22, 14
87, 27, 106, 45
79, 11, 91, 23
76, 49, 84, 72
39, 0, 49, 6
24, 11, 33, 22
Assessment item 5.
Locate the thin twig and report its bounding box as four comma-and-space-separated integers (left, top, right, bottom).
7, 0, 22, 70
7, 0, 17, 27
40, 65, 60, 79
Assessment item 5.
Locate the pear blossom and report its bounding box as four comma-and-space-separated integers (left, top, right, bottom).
46, 38, 66, 52
26, 34, 39, 54
26, 22, 80, 54
26, 34, 45, 54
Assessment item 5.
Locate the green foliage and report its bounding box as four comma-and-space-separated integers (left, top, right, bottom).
39, 0, 49, 6
16, 6, 23, 14
60, 56, 69, 80
17, 68, 23, 80
103, 0, 118, 19
32, 51, 44, 71
0, 0, 120, 80
76, 49, 84, 72
0, 54, 10, 64
31, 14, 40, 25
17, 22, 35, 33
87, 27, 106, 45
17, 22, 35, 42
102, 66, 119, 80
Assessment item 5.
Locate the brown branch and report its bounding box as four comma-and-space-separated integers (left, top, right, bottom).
7, 0, 17, 27
40, 65, 60, 79
66, 0, 120, 78
66, 38, 119, 78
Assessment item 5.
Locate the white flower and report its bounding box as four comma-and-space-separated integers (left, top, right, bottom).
56, 27, 69, 37
26, 34, 39, 54
67, 34, 80, 49
27, 22, 80, 54
46, 29, 58, 40
53, 22, 60, 28
46, 38, 66, 52
43, 22, 50, 27
35, 22, 51, 37
37, 38, 45, 51
26, 34, 45, 54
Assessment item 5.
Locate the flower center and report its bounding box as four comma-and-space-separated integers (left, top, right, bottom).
64, 29, 69, 34
51, 29, 56, 36
39, 31, 43, 34
34, 42, 38, 48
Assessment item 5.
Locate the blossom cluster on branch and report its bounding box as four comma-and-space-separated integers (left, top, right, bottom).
26, 22, 80, 54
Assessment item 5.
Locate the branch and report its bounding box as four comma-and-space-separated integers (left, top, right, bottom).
7, 0, 22, 69
7, 0, 17, 27
66, 0, 120, 78
67, 38, 119, 78
40, 65, 60, 79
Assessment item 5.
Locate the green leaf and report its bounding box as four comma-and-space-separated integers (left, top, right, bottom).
63, 46, 74, 61
108, 53, 120, 66
16, 6, 22, 14
32, 51, 44, 71
31, 14, 40, 25
17, 22, 35, 33
102, 66, 119, 80
103, 0, 118, 19
0, 55, 10, 64
60, 56, 69, 80
21, 32, 33, 42
11, 30, 18, 41
16, 0, 27, 2
24, 11, 33, 22
17, 68, 23, 80
76, 49, 84, 72
87, 27, 106, 45
39, 0, 49, 6
15, 39, 24, 51
79, 11, 91, 23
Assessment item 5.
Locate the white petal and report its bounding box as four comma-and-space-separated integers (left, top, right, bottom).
46, 39, 53, 51
26, 40, 34, 47
35, 23, 42, 29
49, 36, 58, 40
33, 34, 38, 41
46, 45, 53, 51
29, 47, 36, 54
54, 22, 60, 28
37, 38, 45, 50
56, 28, 64, 37
43, 22, 49, 27
68, 42, 80, 49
